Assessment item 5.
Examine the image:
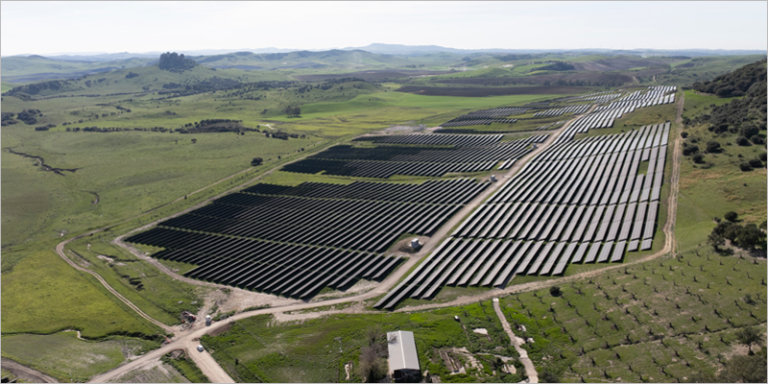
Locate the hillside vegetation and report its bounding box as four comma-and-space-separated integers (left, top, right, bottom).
692, 59, 767, 97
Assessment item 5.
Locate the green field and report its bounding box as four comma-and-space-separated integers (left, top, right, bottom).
202, 302, 521, 383
1, 331, 159, 382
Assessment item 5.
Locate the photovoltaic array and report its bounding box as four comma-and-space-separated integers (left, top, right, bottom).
556, 86, 676, 143
282, 134, 548, 178
441, 107, 528, 127
533, 104, 591, 117
126, 178, 488, 298
375, 122, 670, 309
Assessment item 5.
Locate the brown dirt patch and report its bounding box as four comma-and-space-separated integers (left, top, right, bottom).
208, 322, 233, 337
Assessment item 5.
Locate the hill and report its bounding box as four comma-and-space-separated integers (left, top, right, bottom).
190, 49, 463, 70
692, 58, 767, 97
1, 55, 155, 81
2, 62, 289, 98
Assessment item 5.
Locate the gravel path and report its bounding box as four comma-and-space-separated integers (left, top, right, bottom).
492, 298, 538, 383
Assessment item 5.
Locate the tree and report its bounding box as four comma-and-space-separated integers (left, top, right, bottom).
723, 223, 743, 241
726, 354, 767, 382
724, 211, 739, 222
550, 286, 562, 297
735, 327, 764, 355
740, 124, 759, 139
693, 154, 704, 163
736, 224, 764, 249
736, 136, 751, 146
251, 157, 263, 166
682, 145, 699, 156
681, 132, 689, 138
707, 232, 725, 251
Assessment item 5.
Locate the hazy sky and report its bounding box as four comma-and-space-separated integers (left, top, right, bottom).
2, 1, 766, 56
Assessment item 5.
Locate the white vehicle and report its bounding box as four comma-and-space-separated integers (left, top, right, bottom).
197, 345, 204, 352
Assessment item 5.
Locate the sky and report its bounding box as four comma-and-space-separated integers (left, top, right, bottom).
2, 1, 766, 56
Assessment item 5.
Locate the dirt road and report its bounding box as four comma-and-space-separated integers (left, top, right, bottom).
492, 299, 538, 383
185, 340, 235, 383
1, 358, 58, 383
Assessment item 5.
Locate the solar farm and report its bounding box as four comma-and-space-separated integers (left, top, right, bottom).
375, 122, 671, 309
126, 85, 678, 303
282, 134, 548, 178
126, 178, 488, 298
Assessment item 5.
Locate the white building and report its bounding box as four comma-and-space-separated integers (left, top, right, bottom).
387, 330, 420, 382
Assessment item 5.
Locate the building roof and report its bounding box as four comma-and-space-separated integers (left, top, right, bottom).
387, 330, 420, 371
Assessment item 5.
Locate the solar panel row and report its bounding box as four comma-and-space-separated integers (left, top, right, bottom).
353, 133, 502, 147
127, 178, 488, 298
244, 178, 483, 204
375, 122, 670, 309
282, 135, 547, 178
126, 228, 403, 299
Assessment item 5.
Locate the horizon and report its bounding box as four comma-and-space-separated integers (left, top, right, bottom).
8, 43, 767, 58
2, 1, 766, 57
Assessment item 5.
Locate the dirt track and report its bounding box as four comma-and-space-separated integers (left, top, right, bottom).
493, 299, 537, 383
1, 358, 58, 383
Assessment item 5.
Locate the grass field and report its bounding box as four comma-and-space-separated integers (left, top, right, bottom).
162, 353, 210, 383
1, 331, 159, 382
675, 92, 766, 254
1, 247, 162, 339
202, 302, 520, 383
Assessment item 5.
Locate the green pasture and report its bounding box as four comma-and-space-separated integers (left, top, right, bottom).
202, 302, 518, 383
1, 331, 159, 382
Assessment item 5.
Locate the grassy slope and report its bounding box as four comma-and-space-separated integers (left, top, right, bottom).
1, 247, 161, 338
3, 64, 289, 97
656, 54, 766, 86
1, 55, 154, 77
676, 91, 767, 253
1, 331, 159, 382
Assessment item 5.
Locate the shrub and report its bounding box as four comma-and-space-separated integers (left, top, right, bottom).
748, 158, 763, 168
736, 136, 750, 146
750, 135, 765, 145
740, 124, 760, 139
682, 145, 699, 156
739, 162, 753, 171
724, 211, 739, 222
693, 154, 704, 163
760, 152, 767, 162
706, 141, 721, 153
681, 132, 689, 138
549, 286, 561, 297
